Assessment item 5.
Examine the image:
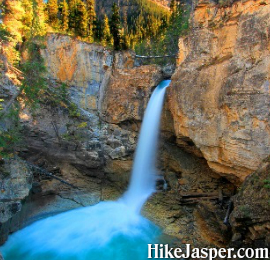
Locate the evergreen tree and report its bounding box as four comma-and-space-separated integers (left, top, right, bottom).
101, 14, 112, 46
170, 0, 177, 13
3, 0, 25, 43
121, 30, 129, 50
94, 18, 102, 41
76, 0, 88, 38
85, 0, 96, 39
68, 0, 77, 32
110, 3, 121, 50
47, 0, 59, 28
2, 0, 25, 63
31, 0, 46, 37
21, 0, 34, 38
61, 0, 69, 32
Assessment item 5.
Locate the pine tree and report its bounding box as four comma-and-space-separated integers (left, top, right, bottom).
31, 0, 46, 37
3, 0, 25, 43
170, 0, 179, 22
170, 0, 177, 13
110, 3, 121, 50
47, 0, 59, 28
2, 0, 25, 63
76, 0, 88, 38
21, 0, 34, 39
68, 0, 77, 32
121, 30, 129, 50
85, 0, 96, 39
94, 18, 102, 41
61, 0, 69, 32
101, 14, 112, 46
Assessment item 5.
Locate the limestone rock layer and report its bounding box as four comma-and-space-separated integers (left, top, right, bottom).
168, 0, 270, 183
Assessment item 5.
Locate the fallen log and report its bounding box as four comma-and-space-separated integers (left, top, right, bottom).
178, 193, 229, 205
26, 161, 79, 190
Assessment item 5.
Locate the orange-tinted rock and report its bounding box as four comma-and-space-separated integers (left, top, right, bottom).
100, 65, 163, 123
42, 34, 135, 111
169, 0, 270, 184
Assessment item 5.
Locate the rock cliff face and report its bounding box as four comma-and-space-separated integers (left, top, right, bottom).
0, 40, 165, 245
2, 2, 270, 247
100, 65, 163, 123
230, 156, 270, 248
169, 0, 270, 184
17, 34, 236, 249
43, 34, 135, 111
0, 158, 32, 244
38, 34, 163, 184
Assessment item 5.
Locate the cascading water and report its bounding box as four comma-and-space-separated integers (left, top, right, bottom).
0, 80, 171, 260
121, 80, 170, 213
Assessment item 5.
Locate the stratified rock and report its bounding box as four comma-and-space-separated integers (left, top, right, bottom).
100, 65, 163, 123
229, 156, 270, 248
194, 202, 232, 247
42, 34, 134, 112
168, 0, 270, 184
16, 34, 164, 227
0, 158, 32, 244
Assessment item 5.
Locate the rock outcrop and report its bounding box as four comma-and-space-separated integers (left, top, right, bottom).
42, 34, 134, 111
100, 65, 163, 123
168, 0, 270, 184
230, 156, 270, 248
0, 158, 32, 244
9, 34, 165, 236
34, 34, 164, 187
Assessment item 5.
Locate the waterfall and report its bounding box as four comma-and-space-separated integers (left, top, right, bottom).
0, 80, 170, 260
122, 80, 170, 212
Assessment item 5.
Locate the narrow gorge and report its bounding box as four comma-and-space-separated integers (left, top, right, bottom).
0, 0, 270, 258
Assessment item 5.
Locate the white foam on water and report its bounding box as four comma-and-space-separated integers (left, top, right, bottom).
0, 80, 170, 260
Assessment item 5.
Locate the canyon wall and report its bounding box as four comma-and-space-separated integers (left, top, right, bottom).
0, 158, 32, 244
0, 34, 166, 245
15, 33, 235, 248
169, 0, 270, 184
43, 34, 135, 111
39, 34, 163, 173
2, 0, 270, 247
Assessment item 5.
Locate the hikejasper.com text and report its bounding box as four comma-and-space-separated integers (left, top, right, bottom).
148, 244, 269, 259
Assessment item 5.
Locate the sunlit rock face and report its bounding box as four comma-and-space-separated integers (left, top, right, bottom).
42, 34, 135, 111
100, 65, 163, 124
169, 0, 270, 184
38, 34, 163, 187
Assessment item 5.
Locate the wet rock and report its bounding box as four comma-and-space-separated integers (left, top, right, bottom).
162, 64, 176, 78
0, 158, 32, 244
194, 202, 232, 247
